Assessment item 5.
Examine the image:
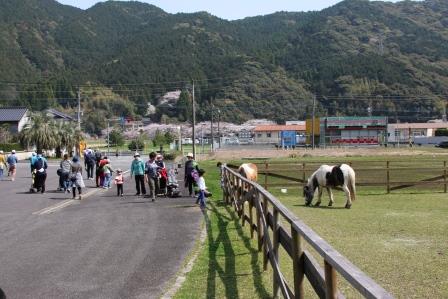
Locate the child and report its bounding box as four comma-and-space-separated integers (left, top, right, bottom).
197, 169, 207, 209
114, 169, 124, 196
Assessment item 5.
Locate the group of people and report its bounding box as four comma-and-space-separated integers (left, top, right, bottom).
130, 152, 166, 201
0, 150, 18, 181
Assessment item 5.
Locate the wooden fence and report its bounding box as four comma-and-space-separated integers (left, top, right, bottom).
222, 165, 393, 299
229, 160, 448, 193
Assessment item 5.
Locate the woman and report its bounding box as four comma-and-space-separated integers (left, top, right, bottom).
70, 156, 85, 200
184, 153, 199, 197
102, 159, 114, 189
59, 154, 72, 193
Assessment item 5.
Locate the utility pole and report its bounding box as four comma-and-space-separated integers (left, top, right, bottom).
217, 109, 221, 149
192, 81, 196, 159
311, 94, 316, 149
210, 98, 214, 152
77, 88, 81, 130
107, 120, 110, 156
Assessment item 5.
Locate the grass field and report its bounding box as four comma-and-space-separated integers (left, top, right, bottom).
174, 156, 448, 298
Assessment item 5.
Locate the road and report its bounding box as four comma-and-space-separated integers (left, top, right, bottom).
0, 156, 201, 299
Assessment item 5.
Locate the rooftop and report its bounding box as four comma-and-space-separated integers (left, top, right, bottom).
0, 107, 28, 122
254, 124, 306, 132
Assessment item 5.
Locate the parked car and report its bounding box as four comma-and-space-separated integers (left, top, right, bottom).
435, 141, 448, 148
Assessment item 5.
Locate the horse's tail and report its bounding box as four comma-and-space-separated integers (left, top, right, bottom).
348, 168, 356, 201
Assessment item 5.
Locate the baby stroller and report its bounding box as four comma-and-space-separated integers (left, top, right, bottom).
167, 168, 180, 198
157, 168, 168, 197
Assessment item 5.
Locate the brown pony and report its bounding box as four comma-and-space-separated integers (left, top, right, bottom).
238, 163, 258, 182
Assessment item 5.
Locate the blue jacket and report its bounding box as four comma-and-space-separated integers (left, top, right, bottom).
131, 158, 145, 176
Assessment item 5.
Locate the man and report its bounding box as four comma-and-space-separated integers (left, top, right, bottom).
0, 150, 6, 180
145, 152, 159, 201
184, 152, 199, 197
85, 149, 95, 180
94, 150, 103, 187
130, 152, 146, 196
7, 150, 18, 181
33, 151, 48, 193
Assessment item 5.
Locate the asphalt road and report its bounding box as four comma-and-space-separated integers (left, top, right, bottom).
0, 156, 202, 299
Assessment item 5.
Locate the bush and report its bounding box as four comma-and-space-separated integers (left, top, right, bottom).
0, 143, 24, 152
163, 152, 178, 161
435, 128, 448, 136
128, 139, 145, 151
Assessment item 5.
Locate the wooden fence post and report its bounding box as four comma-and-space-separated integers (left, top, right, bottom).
264, 161, 269, 190
386, 161, 390, 194
263, 196, 269, 271
292, 226, 304, 299
302, 162, 306, 184
249, 191, 254, 239
256, 191, 263, 252
444, 161, 447, 193
324, 260, 337, 299
273, 208, 280, 297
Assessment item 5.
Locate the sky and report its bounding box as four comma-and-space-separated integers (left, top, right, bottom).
56, 0, 402, 20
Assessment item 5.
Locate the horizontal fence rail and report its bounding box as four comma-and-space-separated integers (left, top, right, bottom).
222, 165, 393, 299
228, 160, 448, 193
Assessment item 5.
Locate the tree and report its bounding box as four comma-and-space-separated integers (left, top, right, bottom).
128, 139, 145, 151
0, 124, 11, 143
19, 114, 58, 152
109, 130, 125, 146
152, 129, 166, 147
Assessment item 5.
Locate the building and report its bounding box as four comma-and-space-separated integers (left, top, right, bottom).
0, 107, 30, 133
387, 122, 448, 144
254, 124, 306, 144
46, 109, 77, 124
319, 116, 388, 146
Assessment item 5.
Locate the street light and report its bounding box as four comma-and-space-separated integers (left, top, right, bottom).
217, 109, 221, 149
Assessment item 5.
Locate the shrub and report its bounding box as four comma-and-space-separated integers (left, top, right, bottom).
128, 139, 145, 151
0, 143, 24, 152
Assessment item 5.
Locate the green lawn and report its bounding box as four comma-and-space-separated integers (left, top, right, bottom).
174, 156, 448, 298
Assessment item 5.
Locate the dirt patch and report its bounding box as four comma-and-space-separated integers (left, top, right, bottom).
207, 146, 448, 160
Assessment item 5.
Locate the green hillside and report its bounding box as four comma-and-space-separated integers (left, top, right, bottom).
0, 0, 447, 126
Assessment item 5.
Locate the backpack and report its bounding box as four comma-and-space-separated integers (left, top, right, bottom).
35, 157, 44, 170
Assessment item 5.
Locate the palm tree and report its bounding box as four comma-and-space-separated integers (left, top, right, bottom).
54, 122, 85, 157
19, 113, 58, 152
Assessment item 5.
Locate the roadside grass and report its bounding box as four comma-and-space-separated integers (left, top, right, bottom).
173, 160, 273, 299
174, 156, 448, 298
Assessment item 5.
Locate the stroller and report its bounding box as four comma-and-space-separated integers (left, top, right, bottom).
167, 168, 181, 198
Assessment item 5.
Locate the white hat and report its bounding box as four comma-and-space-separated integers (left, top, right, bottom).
11, 150, 16, 154
134, 152, 140, 157
186, 152, 193, 158
0, 150, 3, 154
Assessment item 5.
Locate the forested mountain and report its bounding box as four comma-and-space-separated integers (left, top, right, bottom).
0, 0, 447, 127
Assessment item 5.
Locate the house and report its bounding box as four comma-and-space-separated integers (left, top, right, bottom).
319, 116, 388, 146
46, 108, 77, 124
254, 124, 306, 144
387, 122, 448, 144
0, 107, 30, 133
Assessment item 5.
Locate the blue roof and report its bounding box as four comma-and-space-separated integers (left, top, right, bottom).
0, 107, 28, 122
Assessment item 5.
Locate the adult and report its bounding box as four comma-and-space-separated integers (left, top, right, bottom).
156, 154, 167, 196
130, 152, 146, 196
7, 150, 18, 181
102, 159, 114, 189
184, 152, 199, 197
59, 154, 72, 193
98, 156, 109, 187
0, 150, 6, 180
145, 152, 159, 201
33, 151, 48, 193
85, 149, 96, 180
29, 152, 37, 174
94, 150, 103, 187
70, 156, 85, 200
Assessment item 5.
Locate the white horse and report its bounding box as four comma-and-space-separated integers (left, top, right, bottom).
303, 164, 356, 209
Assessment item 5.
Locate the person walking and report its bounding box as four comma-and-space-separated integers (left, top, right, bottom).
184, 153, 199, 197
102, 159, 114, 189
85, 149, 95, 180
70, 156, 85, 200
114, 169, 124, 196
59, 154, 72, 193
7, 150, 18, 181
33, 151, 48, 193
196, 169, 207, 209
94, 150, 102, 187
145, 152, 159, 201
0, 150, 7, 181
130, 152, 146, 196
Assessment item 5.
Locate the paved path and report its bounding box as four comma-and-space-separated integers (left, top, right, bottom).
0, 156, 201, 299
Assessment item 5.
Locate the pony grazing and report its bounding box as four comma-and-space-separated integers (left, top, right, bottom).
303, 164, 356, 209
